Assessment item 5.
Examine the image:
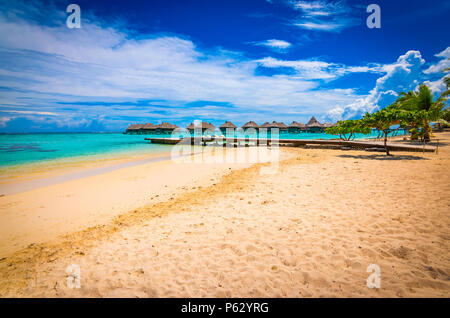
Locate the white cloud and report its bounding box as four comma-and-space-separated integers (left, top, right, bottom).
292, 1, 324, 11
4, 110, 58, 116
256, 57, 334, 79
256, 56, 383, 80
294, 22, 342, 31
289, 0, 360, 32
424, 47, 450, 74
424, 78, 446, 95
325, 50, 429, 121
254, 39, 292, 50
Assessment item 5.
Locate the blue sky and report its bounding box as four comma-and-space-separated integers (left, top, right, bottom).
0, 0, 449, 132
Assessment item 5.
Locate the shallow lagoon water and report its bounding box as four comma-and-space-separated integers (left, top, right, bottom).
0, 130, 407, 169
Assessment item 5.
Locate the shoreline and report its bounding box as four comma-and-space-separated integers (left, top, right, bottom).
0, 130, 409, 177
0, 146, 173, 185
0, 132, 415, 193
0, 146, 282, 256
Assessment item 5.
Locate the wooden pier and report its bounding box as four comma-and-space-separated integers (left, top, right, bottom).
144, 137, 436, 153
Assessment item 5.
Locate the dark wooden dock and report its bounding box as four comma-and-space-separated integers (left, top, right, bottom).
144, 137, 436, 153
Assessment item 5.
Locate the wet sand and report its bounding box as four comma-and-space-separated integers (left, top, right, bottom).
0, 133, 449, 297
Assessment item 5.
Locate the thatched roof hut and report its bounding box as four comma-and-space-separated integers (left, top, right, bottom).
186, 122, 216, 131
241, 121, 259, 129
288, 121, 306, 128
142, 123, 157, 130
126, 124, 145, 132
322, 122, 334, 128
288, 121, 306, 132
261, 121, 283, 129
219, 121, 237, 129
306, 116, 323, 128
157, 122, 179, 130
277, 122, 288, 130
258, 121, 287, 132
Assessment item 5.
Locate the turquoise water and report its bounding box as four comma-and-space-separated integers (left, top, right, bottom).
0, 130, 407, 169
0, 133, 170, 168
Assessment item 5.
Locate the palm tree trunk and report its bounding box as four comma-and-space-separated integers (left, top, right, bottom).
423, 121, 431, 142
384, 131, 390, 156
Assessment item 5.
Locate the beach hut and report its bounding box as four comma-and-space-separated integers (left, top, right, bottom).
288, 121, 306, 133
241, 121, 259, 130
258, 121, 282, 134
125, 124, 145, 134
141, 123, 157, 134
258, 122, 271, 133
219, 121, 237, 134
186, 122, 216, 134
241, 121, 258, 132
268, 121, 284, 129
155, 122, 179, 134
306, 116, 324, 133
277, 122, 288, 131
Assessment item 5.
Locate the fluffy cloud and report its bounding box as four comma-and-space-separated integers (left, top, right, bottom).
423, 47, 450, 96
424, 47, 450, 74
325, 50, 435, 121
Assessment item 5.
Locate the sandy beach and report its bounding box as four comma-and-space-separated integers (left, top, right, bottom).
0, 133, 449, 297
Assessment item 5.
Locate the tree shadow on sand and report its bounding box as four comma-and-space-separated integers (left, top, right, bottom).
389, 139, 449, 147
338, 154, 429, 161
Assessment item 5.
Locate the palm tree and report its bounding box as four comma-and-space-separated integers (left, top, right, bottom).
393, 84, 447, 141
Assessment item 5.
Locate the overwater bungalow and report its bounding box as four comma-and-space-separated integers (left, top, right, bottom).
142, 123, 157, 133
305, 116, 324, 133
219, 121, 237, 134
186, 122, 216, 134
241, 121, 259, 130
259, 121, 285, 132
259, 122, 270, 129
277, 122, 288, 131
155, 122, 179, 134
125, 124, 145, 134
288, 121, 306, 133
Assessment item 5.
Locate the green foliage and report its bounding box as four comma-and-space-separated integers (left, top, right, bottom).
409, 128, 420, 140
362, 107, 409, 131
393, 84, 445, 120
392, 83, 447, 141
325, 119, 371, 140
443, 66, 450, 98
361, 108, 413, 155
325, 81, 449, 152
441, 108, 450, 121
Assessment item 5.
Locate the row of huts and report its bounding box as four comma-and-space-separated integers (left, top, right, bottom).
125, 117, 333, 134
